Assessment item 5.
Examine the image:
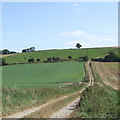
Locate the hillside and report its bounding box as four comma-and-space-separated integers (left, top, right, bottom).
3, 47, 118, 65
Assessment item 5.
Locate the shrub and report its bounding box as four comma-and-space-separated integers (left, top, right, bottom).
55, 57, 60, 61
92, 51, 120, 62
9, 51, 16, 54
68, 56, 72, 60
0, 58, 7, 66
79, 57, 82, 59
43, 60, 48, 63
37, 58, 40, 62
52, 57, 60, 62
47, 57, 52, 62
28, 58, 34, 63
82, 56, 88, 61
52, 57, 56, 61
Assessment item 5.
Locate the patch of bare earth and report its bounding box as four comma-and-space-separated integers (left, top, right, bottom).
56, 82, 82, 85
1, 53, 18, 58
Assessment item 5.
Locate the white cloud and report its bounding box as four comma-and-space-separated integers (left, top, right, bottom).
58, 30, 114, 42
73, 3, 79, 6
103, 38, 113, 41
58, 30, 85, 36
60, 30, 116, 48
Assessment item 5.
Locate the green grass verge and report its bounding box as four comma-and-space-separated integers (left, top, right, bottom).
70, 85, 119, 118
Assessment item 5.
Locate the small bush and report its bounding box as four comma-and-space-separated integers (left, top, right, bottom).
47, 57, 52, 62
43, 60, 48, 63
82, 56, 88, 61
37, 58, 40, 62
52, 57, 60, 62
1, 58, 7, 66
68, 56, 72, 60
79, 57, 82, 59
28, 58, 34, 63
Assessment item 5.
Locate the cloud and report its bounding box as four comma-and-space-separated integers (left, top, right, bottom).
58, 30, 85, 36
58, 30, 114, 42
73, 3, 79, 6
60, 30, 115, 48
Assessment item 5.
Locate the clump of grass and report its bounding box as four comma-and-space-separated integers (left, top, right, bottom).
83, 62, 89, 83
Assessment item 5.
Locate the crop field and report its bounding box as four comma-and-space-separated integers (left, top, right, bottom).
3, 47, 118, 64
2, 62, 84, 88
92, 62, 119, 90
2, 62, 85, 116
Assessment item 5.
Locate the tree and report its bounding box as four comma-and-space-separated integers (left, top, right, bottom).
76, 43, 82, 49
22, 49, 29, 53
9, 51, 16, 54
29, 47, 35, 52
2, 49, 9, 54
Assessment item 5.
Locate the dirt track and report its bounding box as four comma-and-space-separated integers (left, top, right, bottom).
49, 60, 94, 118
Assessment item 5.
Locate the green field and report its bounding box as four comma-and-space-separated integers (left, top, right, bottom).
2, 62, 84, 88
2, 47, 119, 117
3, 47, 118, 64
2, 62, 85, 116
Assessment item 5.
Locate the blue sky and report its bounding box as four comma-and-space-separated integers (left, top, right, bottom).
2, 2, 118, 52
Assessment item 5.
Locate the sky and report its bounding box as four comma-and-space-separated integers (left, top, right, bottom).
2, 2, 118, 52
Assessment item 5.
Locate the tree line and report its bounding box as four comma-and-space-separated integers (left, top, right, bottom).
91, 51, 120, 62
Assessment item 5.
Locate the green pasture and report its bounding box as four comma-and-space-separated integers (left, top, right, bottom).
3, 47, 117, 64
2, 62, 85, 116
2, 62, 84, 88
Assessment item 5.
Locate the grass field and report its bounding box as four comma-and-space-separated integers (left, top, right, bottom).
2, 62, 84, 88
3, 47, 118, 64
2, 62, 85, 116
2, 47, 119, 118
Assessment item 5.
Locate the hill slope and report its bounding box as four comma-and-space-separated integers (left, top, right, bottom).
3, 47, 118, 65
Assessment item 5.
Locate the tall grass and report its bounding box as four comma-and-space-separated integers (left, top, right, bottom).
70, 62, 119, 118
2, 83, 85, 116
